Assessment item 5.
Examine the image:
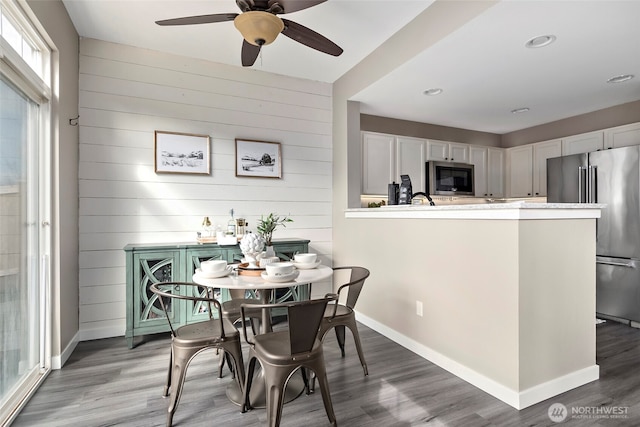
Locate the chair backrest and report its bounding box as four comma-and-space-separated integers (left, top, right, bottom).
333, 266, 370, 310
288, 297, 331, 354
149, 281, 225, 337
241, 296, 336, 355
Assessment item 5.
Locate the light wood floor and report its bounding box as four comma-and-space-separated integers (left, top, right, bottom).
11, 320, 640, 426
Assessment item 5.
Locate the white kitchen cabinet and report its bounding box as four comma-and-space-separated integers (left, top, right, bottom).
362, 132, 395, 195
396, 136, 427, 193
532, 139, 562, 197
562, 131, 604, 155
487, 148, 505, 197
507, 139, 561, 197
469, 146, 505, 197
506, 145, 533, 197
426, 139, 469, 163
605, 122, 640, 148
469, 146, 488, 197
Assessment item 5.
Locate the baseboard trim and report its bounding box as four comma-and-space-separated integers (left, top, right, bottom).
356, 311, 599, 410
52, 330, 79, 369
79, 325, 124, 342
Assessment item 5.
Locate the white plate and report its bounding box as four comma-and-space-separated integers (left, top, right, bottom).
260, 270, 300, 283
292, 259, 322, 270
195, 267, 232, 279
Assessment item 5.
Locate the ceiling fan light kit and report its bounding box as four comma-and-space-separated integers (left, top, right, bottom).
234, 11, 284, 46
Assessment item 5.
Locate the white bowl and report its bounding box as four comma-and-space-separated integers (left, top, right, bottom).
200, 259, 227, 273
265, 262, 294, 277
294, 253, 317, 264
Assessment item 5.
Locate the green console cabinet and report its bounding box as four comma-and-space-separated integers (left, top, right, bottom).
124, 238, 309, 348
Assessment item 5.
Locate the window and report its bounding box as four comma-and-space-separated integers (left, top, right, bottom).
1, 0, 49, 85
0, 0, 51, 424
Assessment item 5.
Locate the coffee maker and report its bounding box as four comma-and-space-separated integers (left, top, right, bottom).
398, 175, 412, 204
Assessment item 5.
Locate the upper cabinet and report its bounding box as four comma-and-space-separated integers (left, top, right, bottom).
426, 139, 469, 163
487, 148, 505, 197
506, 139, 561, 197
532, 139, 562, 197
396, 136, 427, 193
469, 146, 505, 197
605, 122, 640, 149
506, 145, 533, 197
362, 132, 395, 195
562, 131, 604, 155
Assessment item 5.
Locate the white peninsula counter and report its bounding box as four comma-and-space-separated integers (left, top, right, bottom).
340, 202, 603, 409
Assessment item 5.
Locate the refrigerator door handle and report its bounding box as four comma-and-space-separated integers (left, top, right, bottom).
588, 165, 597, 203
596, 260, 635, 268
578, 166, 587, 203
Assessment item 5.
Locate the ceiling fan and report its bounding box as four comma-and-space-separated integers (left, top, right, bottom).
155, 0, 343, 67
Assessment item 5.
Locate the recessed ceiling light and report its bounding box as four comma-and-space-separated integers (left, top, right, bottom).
607, 74, 634, 83
525, 35, 556, 48
511, 107, 530, 114
423, 88, 443, 96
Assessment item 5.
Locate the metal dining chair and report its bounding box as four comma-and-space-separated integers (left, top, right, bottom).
149, 282, 245, 427
240, 296, 338, 427
313, 266, 370, 390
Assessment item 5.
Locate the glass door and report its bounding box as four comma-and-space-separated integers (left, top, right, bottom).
0, 75, 48, 424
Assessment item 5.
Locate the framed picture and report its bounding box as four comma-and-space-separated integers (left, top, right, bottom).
154, 131, 210, 174
235, 139, 282, 178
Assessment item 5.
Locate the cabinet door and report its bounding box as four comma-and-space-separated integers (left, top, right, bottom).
396, 136, 426, 192
362, 132, 395, 195
487, 148, 505, 197
449, 142, 469, 163
469, 146, 488, 196
271, 242, 309, 261
562, 131, 604, 155
606, 122, 640, 149
426, 140, 449, 161
533, 139, 562, 197
132, 251, 181, 331
272, 241, 311, 301
507, 145, 533, 197
185, 247, 229, 322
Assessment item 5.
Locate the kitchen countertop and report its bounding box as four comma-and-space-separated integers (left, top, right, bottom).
345, 201, 604, 220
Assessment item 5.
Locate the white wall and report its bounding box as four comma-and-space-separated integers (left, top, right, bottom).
78, 39, 333, 340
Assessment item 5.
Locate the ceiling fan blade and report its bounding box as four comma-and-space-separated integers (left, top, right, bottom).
272, 0, 327, 14
280, 18, 343, 56
155, 13, 238, 26
241, 40, 261, 66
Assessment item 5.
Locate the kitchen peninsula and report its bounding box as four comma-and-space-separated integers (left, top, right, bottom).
343, 202, 602, 409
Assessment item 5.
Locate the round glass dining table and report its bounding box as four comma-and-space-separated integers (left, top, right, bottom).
192, 264, 333, 407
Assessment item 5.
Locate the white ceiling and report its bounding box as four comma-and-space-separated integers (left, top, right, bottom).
62, 0, 640, 134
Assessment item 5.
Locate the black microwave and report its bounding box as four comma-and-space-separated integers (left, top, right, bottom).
425, 161, 475, 196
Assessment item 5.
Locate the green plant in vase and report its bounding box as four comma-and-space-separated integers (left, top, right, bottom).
256, 213, 293, 256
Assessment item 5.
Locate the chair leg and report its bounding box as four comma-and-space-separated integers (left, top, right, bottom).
346, 319, 368, 376
263, 365, 292, 427
217, 351, 226, 378
309, 362, 337, 427
243, 356, 258, 413
166, 346, 194, 427
222, 343, 245, 397
334, 325, 346, 357
163, 347, 173, 397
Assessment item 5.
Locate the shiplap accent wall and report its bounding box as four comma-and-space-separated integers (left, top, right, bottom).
78, 39, 333, 340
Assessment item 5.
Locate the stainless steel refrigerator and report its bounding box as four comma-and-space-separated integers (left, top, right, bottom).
547, 145, 640, 323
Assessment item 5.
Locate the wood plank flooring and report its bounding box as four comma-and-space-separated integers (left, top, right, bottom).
11, 320, 640, 426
